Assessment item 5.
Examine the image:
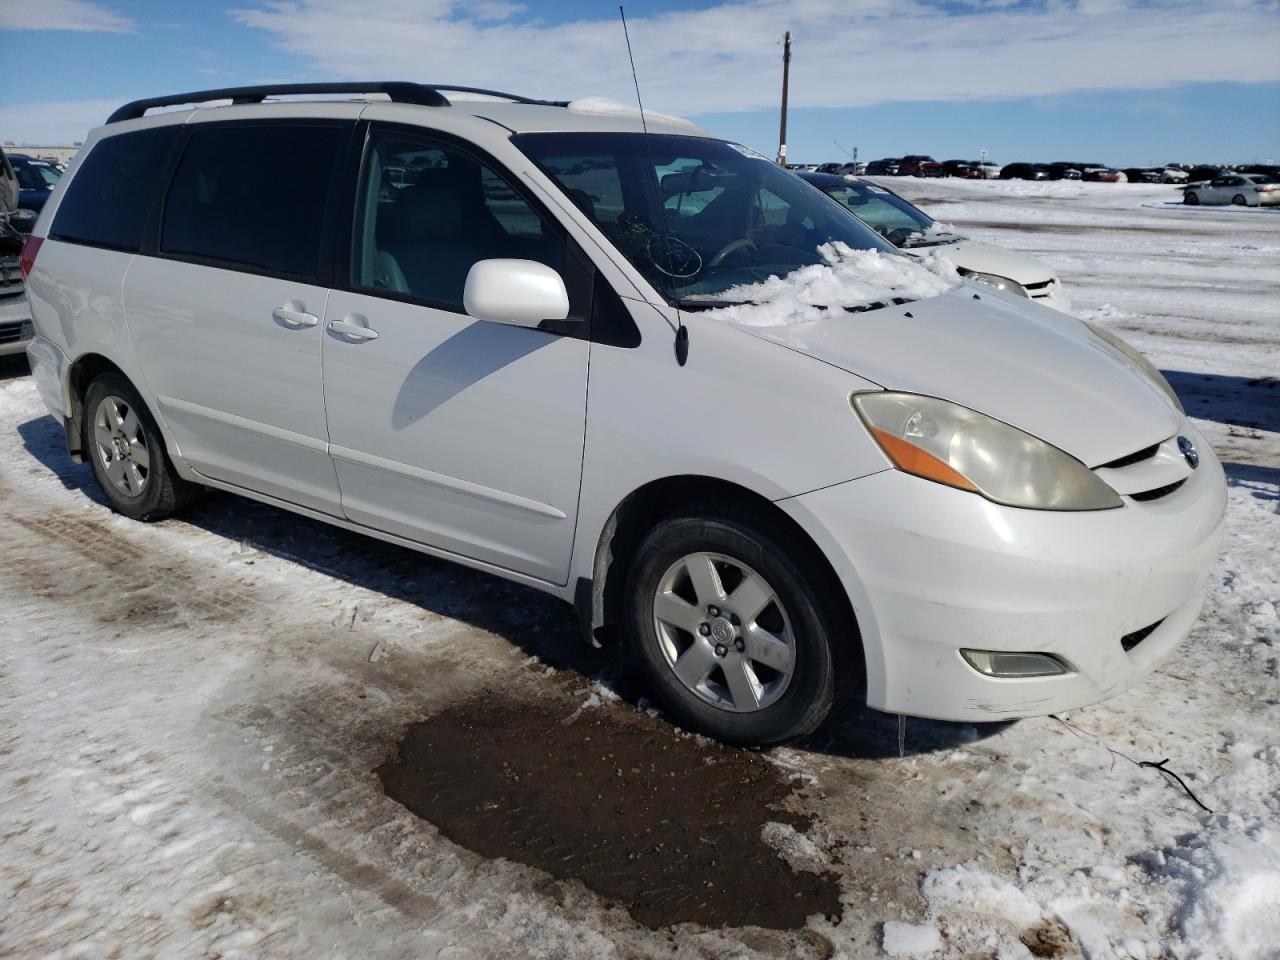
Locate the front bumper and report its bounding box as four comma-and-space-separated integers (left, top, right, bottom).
782, 423, 1227, 722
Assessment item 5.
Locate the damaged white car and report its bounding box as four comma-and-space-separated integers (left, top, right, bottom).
23, 82, 1224, 745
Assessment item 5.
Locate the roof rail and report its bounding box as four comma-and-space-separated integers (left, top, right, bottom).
106, 82, 568, 124
428, 86, 570, 108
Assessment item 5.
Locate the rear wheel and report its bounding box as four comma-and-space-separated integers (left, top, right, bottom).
1232, 194, 1247, 206
625, 506, 855, 745
83, 372, 199, 521
1183, 192, 1199, 205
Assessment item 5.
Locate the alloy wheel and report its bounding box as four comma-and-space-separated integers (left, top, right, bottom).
652, 552, 796, 713
93, 394, 151, 497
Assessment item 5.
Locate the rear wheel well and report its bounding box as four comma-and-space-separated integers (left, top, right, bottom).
65, 354, 129, 461
588, 475, 860, 659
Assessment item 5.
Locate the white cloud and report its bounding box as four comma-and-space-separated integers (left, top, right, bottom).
0, 0, 133, 33
229, 0, 1280, 115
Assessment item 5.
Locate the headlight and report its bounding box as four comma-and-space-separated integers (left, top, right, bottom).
964, 271, 1029, 298
853, 392, 1123, 511
1082, 322, 1183, 414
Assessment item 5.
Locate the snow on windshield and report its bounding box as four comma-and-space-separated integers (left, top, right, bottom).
699, 242, 961, 326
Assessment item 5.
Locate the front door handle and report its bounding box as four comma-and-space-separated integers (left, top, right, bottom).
327, 316, 380, 342
272, 303, 319, 328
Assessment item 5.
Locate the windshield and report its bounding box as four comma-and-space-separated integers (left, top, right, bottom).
512, 132, 895, 302
15, 161, 60, 190
816, 181, 954, 248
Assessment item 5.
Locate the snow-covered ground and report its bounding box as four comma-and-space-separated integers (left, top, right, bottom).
1, 180, 1276, 960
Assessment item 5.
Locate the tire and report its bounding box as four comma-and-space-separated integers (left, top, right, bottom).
624, 505, 857, 746
1184, 192, 1199, 205
83, 372, 199, 521
1232, 194, 1247, 206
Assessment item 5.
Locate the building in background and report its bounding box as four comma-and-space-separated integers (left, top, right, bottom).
0, 144, 80, 166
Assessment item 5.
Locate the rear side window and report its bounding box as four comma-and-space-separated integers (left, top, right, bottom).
50, 126, 180, 251
161, 124, 346, 281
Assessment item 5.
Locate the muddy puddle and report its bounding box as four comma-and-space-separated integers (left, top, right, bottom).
377, 693, 842, 931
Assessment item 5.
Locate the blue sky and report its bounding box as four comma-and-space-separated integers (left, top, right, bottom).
2, 0, 1277, 166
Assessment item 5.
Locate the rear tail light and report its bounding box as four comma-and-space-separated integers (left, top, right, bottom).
19, 235, 42, 282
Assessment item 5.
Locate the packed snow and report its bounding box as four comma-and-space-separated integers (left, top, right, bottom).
698, 241, 961, 326
1, 178, 1276, 959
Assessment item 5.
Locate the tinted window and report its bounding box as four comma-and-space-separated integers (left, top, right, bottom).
50, 126, 180, 251
352, 129, 563, 309
161, 124, 346, 280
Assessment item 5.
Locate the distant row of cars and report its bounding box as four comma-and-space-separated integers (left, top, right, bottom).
791, 157, 1279, 193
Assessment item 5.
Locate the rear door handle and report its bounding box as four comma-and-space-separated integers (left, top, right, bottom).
272, 304, 319, 328
327, 316, 380, 342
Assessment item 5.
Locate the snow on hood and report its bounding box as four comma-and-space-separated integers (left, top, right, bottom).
696, 243, 962, 327
700, 247, 1179, 465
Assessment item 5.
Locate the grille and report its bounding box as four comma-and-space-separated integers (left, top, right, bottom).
1130, 479, 1186, 502
0, 320, 32, 345
1025, 279, 1055, 299
1100, 442, 1161, 469
1121, 618, 1164, 653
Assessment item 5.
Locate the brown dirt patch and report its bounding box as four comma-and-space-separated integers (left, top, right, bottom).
377, 694, 842, 931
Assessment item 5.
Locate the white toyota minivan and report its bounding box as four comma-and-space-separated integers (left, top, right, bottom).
22, 83, 1226, 745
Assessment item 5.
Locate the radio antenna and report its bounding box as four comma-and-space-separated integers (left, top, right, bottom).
620, 5, 688, 366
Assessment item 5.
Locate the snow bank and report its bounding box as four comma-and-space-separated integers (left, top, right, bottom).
881, 920, 944, 957
698, 242, 961, 327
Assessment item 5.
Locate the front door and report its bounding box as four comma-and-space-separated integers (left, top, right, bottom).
127, 119, 351, 514
321, 125, 589, 583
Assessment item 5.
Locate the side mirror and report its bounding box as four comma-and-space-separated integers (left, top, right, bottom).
463, 258, 571, 329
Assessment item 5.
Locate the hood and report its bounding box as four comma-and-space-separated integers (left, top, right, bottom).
936, 239, 1055, 287
737, 284, 1180, 467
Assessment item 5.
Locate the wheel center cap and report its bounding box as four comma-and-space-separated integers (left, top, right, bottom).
113, 436, 130, 458
709, 618, 735, 645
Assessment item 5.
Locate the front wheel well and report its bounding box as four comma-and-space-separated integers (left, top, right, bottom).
586, 475, 860, 658
64, 354, 130, 461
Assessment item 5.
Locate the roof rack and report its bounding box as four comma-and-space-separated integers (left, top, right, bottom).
105, 82, 568, 124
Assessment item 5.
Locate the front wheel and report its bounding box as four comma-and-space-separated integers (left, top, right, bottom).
625, 507, 855, 745
1232, 194, 1247, 206
1184, 192, 1199, 205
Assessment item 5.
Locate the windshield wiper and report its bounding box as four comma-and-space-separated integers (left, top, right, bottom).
671, 297, 750, 311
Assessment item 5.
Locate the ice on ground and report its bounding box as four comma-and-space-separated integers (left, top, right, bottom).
881, 920, 943, 957
699, 242, 961, 326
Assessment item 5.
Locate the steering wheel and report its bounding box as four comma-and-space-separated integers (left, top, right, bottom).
707, 238, 758, 269
648, 235, 703, 278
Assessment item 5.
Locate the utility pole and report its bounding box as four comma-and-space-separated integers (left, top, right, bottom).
777, 31, 791, 165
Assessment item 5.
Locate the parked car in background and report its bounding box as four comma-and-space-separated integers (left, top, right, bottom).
7, 154, 62, 216
865, 158, 901, 176
787, 163, 819, 173
1159, 168, 1188, 183
1000, 162, 1050, 181
799, 172, 1072, 312
815, 162, 845, 174
1184, 173, 1280, 206
1045, 163, 1082, 181
1082, 167, 1123, 183
837, 161, 866, 176
24, 82, 1223, 746
898, 155, 944, 177
941, 160, 983, 178
1122, 168, 1163, 184
0, 146, 34, 359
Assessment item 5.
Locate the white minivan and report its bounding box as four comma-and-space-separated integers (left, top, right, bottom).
22, 83, 1225, 745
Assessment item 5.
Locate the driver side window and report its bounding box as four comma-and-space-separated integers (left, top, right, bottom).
352, 129, 564, 311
